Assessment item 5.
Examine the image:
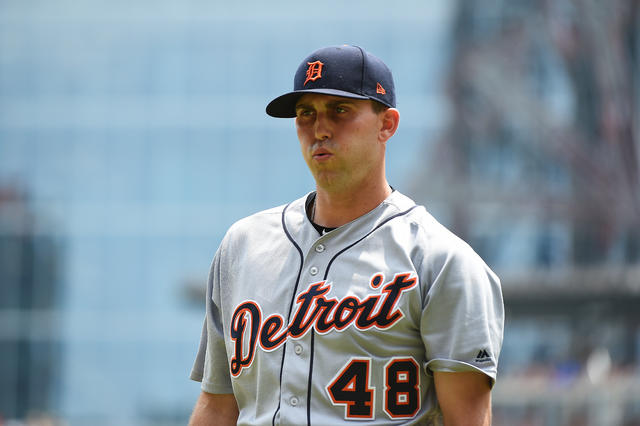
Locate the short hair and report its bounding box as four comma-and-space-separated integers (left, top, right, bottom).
371, 100, 389, 114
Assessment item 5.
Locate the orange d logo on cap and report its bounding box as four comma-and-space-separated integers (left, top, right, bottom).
304, 61, 324, 85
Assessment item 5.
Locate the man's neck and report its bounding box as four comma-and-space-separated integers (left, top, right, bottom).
313, 180, 392, 228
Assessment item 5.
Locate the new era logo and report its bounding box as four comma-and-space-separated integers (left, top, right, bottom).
475, 349, 491, 362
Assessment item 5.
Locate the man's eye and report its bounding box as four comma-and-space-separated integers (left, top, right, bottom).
336, 106, 347, 113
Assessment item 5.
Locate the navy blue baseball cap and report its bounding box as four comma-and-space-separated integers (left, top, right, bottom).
266, 45, 396, 118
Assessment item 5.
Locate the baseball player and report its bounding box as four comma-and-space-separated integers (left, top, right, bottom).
189, 45, 504, 425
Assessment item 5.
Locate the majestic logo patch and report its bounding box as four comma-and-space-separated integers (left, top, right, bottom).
475, 349, 491, 362
229, 273, 418, 377
376, 82, 386, 95
304, 60, 324, 85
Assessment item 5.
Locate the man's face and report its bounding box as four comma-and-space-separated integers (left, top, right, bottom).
295, 94, 386, 192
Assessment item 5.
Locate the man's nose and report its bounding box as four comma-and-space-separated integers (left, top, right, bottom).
313, 113, 332, 140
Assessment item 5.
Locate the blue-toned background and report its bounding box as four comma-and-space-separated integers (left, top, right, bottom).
1, 1, 639, 425
0, 2, 450, 424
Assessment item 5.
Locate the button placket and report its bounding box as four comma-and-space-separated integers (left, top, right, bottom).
308, 239, 328, 277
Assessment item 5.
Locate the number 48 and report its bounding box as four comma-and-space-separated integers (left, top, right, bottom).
326, 357, 421, 420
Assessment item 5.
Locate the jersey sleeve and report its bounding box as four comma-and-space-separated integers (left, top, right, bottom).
189, 248, 234, 394
420, 243, 504, 386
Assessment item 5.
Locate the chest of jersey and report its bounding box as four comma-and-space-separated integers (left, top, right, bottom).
218, 207, 433, 425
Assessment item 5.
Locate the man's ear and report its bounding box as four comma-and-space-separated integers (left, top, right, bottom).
379, 108, 400, 143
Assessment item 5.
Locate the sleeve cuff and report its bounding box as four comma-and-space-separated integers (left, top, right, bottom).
189, 369, 203, 383
425, 358, 497, 388
201, 380, 234, 395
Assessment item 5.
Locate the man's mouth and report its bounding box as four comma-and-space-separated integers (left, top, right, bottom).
312, 148, 333, 161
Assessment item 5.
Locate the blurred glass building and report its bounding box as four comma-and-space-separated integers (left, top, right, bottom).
0, 1, 451, 424
0, 187, 61, 420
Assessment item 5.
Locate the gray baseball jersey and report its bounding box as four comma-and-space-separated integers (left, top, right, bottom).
191, 190, 504, 425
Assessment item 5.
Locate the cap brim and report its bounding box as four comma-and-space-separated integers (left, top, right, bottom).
266, 89, 370, 118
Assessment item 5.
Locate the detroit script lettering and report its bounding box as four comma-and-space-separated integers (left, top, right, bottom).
229, 272, 418, 376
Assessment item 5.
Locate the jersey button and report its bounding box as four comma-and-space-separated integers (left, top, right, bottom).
315, 244, 325, 253
294, 345, 303, 355
309, 266, 319, 276
290, 397, 299, 406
